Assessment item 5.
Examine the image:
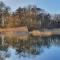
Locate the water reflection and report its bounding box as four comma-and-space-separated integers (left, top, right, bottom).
0, 35, 60, 60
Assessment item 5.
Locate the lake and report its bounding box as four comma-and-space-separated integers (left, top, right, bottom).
0, 35, 60, 60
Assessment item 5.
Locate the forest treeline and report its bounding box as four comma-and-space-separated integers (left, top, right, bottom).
0, 1, 60, 30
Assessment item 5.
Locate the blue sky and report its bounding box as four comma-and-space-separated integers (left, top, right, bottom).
0, 0, 60, 14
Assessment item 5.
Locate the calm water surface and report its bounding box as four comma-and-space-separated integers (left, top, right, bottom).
0, 35, 60, 60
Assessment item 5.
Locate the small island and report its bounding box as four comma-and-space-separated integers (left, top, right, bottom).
0, 1, 59, 37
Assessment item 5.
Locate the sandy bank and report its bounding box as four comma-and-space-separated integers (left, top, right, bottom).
31, 30, 53, 36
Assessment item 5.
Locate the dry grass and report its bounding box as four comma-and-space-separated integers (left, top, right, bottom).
0, 26, 28, 32
31, 30, 53, 36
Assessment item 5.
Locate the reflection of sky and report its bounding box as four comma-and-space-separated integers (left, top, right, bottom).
6, 47, 37, 60
5, 46, 60, 60
37, 46, 60, 60
6, 47, 19, 60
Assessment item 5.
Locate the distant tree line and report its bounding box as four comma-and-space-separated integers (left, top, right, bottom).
0, 1, 60, 30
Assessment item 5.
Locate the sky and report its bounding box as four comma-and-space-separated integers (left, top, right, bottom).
0, 0, 60, 14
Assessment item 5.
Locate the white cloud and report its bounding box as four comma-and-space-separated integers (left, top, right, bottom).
0, 0, 7, 1
0, 0, 9, 3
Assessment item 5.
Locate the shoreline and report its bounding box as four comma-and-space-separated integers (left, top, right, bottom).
30, 30, 53, 36
0, 27, 60, 37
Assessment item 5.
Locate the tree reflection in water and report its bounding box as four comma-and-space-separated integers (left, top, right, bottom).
0, 35, 60, 59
